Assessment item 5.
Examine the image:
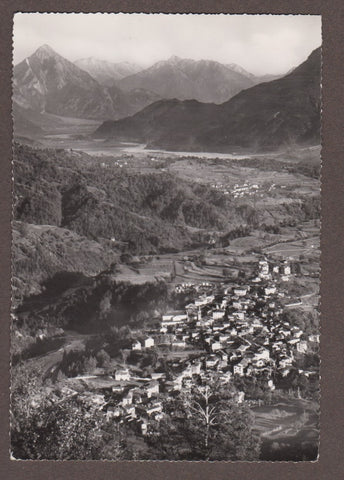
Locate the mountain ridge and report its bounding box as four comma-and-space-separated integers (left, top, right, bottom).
95, 47, 321, 152
74, 57, 143, 86
117, 55, 255, 104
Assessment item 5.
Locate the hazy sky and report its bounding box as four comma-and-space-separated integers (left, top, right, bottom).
13, 13, 321, 75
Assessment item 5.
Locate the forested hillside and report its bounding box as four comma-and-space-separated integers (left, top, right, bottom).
13, 143, 320, 308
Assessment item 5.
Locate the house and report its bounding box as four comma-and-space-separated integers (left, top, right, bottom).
254, 348, 270, 361
191, 361, 202, 375
268, 379, 275, 391
132, 340, 142, 351
259, 259, 269, 275
90, 394, 105, 406
211, 342, 222, 352
106, 405, 122, 419
234, 287, 248, 297
144, 337, 155, 348
205, 356, 218, 369
264, 286, 276, 296
140, 419, 148, 435
279, 357, 293, 369
282, 263, 291, 276
151, 372, 166, 380
172, 340, 186, 349
146, 401, 163, 416
213, 310, 225, 320
146, 380, 159, 398
220, 371, 232, 382
112, 384, 125, 393
173, 375, 184, 390
237, 391, 245, 403
296, 341, 308, 354
233, 363, 245, 376
125, 405, 136, 418
219, 334, 230, 343
122, 390, 133, 406
233, 301, 243, 310
115, 368, 130, 381
173, 314, 188, 323
233, 311, 245, 321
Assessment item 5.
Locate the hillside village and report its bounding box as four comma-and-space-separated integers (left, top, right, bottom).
11, 16, 321, 461
50, 255, 319, 439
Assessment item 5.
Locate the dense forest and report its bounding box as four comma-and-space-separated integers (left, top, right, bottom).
13, 144, 320, 253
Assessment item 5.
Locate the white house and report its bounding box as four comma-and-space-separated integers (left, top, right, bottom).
297, 341, 308, 354
191, 361, 202, 375
173, 314, 188, 323
213, 310, 225, 320
233, 363, 245, 376
264, 286, 276, 296
172, 340, 186, 349
211, 342, 222, 352
234, 287, 248, 297
236, 391, 245, 403
283, 264, 291, 276
132, 340, 142, 351
254, 348, 270, 361
141, 420, 148, 435
115, 368, 130, 381
144, 337, 155, 348
268, 379, 275, 391
219, 335, 230, 343
233, 311, 245, 321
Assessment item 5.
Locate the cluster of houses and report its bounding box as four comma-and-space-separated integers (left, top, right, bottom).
58, 256, 318, 438
175, 281, 213, 294
209, 182, 275, 199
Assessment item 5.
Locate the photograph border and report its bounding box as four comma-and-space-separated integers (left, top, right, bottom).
1, 0, 344, 478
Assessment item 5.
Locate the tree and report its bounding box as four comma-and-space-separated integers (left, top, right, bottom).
96, 349, 111, 368
11, 362, 137, 460
146, 379, 261, 460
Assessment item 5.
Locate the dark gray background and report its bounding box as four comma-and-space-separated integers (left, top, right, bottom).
1, 1, 343, 478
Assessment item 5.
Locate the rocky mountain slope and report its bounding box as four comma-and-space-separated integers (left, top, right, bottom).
13, 45, 115, 119
13, 45, 163, 124
117, 55, 255, 104
95, 48, 321, 152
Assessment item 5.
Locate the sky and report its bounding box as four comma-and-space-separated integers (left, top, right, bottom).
13, 13, 321, 75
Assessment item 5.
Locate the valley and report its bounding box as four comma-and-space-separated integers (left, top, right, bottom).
12, 139, 320, 461
11, 31, 321, 461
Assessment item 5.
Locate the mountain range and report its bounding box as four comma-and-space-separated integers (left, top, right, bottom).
95, 47, 321, 152
117, 55, 255, 104
74, 57, 143, 86
13, 44, 280, 129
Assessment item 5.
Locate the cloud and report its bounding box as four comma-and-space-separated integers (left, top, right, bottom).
13, 13, 321, 75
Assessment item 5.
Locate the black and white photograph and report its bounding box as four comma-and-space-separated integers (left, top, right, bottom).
11, 13, 321, 461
